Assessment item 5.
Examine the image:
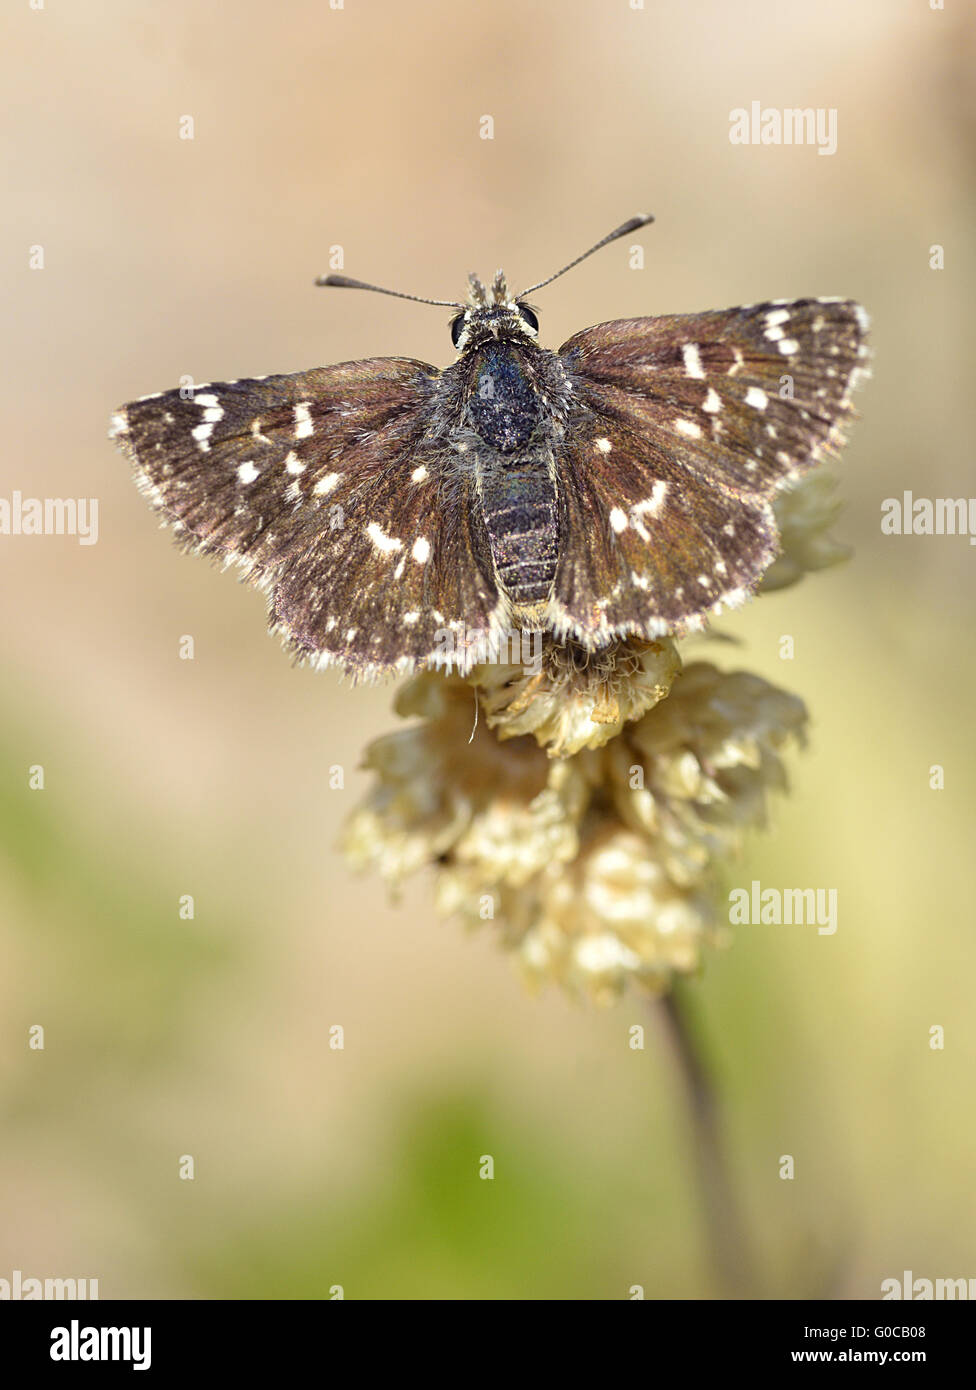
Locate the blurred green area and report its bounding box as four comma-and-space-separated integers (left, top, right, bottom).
2, 0, 974, 1299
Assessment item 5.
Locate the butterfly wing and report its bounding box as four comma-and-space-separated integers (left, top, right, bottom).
270, 458, 500, 677
548, 416, 779, 644
111, 359, 501, 677
552, 298, 869, 642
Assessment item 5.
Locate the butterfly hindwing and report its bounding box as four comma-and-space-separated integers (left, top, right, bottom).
271, 462, 501, 675
549, 417, 778, 643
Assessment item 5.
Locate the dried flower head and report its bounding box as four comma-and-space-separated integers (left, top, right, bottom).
342, 465, 845, 1000
472, 636, 681, 758
762, 472, 851, 592
344, 655, 807, 1001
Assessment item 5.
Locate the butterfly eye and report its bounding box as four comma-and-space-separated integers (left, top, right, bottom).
517, 304, 539, 333
450, 314, 467, 347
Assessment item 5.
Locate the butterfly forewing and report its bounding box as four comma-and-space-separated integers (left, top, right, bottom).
112, 360, 436, 566
560, 298, 869, 498
550, 297, 869, 639
112, 358, 502, 676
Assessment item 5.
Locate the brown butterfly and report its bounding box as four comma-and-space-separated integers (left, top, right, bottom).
111, 216, 869, 677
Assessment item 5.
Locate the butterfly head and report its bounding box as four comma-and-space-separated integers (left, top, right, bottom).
450, 272, 540, 352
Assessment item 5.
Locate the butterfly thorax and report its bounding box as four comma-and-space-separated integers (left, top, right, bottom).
469, 342, 539, 453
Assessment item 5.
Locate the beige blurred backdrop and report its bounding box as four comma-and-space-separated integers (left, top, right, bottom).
2, 0, 974, 1299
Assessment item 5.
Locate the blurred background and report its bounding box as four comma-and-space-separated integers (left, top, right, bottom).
2, 0, 974, 1299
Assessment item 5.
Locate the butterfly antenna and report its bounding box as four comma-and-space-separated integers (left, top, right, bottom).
519, 214, 654, 297
317, 273, 464, 309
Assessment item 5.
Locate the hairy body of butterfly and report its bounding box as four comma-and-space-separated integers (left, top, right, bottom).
111, 220, 870, 679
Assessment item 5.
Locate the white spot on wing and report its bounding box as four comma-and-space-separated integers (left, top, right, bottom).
609, 507, 628, 534
595, 437, 612, 454
412, 536, 431, 563
674, 418, 702, 439
366, 522, 402, 554
313, 472, 340, 496
702, 388, 722, 413
745, 386, 768, 410
632, 480, 668, 519
411, 465, 429, 482
682, 343, 705, 378
238, 461, 259, 484
294, 403, 314, 439
285, 451, 305, 475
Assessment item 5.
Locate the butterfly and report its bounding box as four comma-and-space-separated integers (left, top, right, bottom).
110, 215, 869, 678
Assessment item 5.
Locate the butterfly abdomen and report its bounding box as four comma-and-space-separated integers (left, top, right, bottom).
479, 455, 559, 608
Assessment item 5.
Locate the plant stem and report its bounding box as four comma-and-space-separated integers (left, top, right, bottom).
654, 983, 759, 1297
